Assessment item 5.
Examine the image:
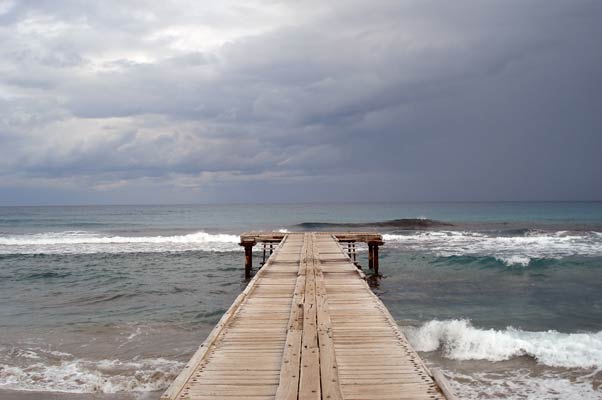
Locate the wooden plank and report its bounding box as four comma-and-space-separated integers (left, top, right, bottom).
275, 233, 307, 400
313, 236, 344, 400
299, 234, 320, 400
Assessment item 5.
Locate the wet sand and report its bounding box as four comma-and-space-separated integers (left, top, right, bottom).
0, 390, 161, 400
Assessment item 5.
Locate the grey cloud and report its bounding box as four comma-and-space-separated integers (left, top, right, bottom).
0, 0, 600, 204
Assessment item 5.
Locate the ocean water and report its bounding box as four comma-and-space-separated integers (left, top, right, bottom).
0, 202, 601, 399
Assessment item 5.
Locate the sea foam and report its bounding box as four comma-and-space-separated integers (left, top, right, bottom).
0, 231, 240, 254
0, 354, 183, 393
403, 319, 602, 369
383, 230, 602, 266
445, 369, 602, 400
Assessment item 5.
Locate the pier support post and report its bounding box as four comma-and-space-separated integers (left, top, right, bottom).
244, 245, 253, 277
239, 239, 256, 278
373, 245, 379, 275
368, 240, 383, 275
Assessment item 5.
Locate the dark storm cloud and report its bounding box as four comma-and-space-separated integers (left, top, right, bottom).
0, 0, 600, 204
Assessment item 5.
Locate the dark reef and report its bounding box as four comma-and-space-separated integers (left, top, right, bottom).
295, 218, 454, 230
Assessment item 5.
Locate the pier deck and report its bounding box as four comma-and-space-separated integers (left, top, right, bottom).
162, 232, 454, 400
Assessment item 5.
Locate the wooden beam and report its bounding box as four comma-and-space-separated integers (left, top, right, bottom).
275, 234, 308, 400
315, 236, 343, 400
432, 368, 459, 400
299, 234, 320, 400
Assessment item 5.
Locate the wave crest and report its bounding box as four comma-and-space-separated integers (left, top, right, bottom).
384, 230, 602, 266
403, 319, 602, 369
0, 231, 240, 255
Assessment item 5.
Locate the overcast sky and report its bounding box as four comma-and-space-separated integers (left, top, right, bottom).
0, 0, 600, 205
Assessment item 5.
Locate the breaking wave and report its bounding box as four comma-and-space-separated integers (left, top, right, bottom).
384, 230, 602, 266
0, 348, 183, 394
403, 319, 602, 369
0, 231, 240, 255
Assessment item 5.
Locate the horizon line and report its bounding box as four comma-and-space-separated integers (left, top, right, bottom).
1, 199, 601, 208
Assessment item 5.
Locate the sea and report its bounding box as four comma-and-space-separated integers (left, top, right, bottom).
0, 202, 601, 399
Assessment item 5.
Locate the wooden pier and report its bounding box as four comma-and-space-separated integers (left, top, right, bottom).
162, 232, 456, 400
239, 232, 385, 277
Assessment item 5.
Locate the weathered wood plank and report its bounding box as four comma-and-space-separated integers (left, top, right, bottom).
314, 240, 344, 400
432, 368, 460, 400
299, 234, 321, 400
275, 233, 308, 400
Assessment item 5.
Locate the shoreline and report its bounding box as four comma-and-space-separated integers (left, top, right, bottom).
0, 390, 162, 400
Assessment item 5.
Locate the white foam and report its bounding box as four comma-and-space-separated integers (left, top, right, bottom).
383, 230, 602, 265
0, 355, 183, 393
445, 369, 602, 400
0, 231, 240, 254
403, 319, 602, 369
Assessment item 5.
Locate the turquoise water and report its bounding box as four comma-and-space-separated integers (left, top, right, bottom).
0, 202, 601, 399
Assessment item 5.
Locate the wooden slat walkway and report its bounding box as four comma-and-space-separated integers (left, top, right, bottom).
162, 233, 452, 400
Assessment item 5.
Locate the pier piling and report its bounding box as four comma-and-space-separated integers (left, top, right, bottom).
239, 238, 255, 278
